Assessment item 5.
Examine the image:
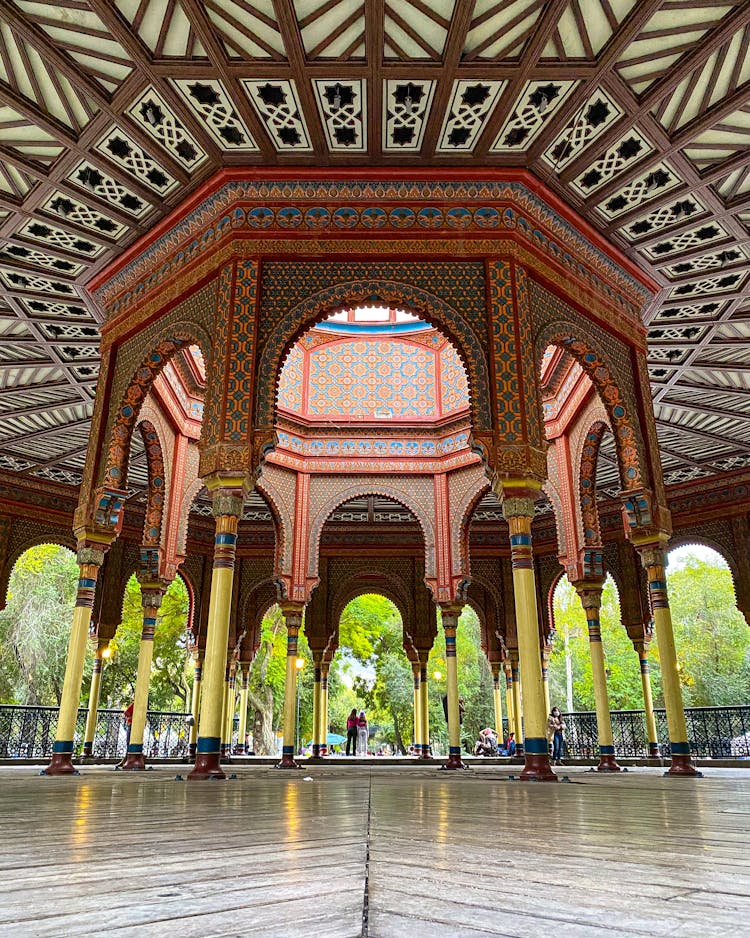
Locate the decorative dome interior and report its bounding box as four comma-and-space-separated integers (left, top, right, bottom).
277, 308, 469, 423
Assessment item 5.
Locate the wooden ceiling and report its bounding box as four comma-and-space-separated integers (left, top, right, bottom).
1, 0, 750, 498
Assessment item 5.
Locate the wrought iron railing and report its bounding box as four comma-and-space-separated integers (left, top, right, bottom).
0, 704, 748, 760
562, 706, 750, 759
0, 706, 191, 760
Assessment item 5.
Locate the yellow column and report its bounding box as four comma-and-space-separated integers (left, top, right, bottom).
82, 640, 108, 758
541, 650, 551, 717
188, 657, 202, 758
510, 652, 523, 753
504, 661, 515, 739
638, 540, 697, 775
236, 664, 249, 755
121, 582, 166, 770
441, 607, 464, 769
576, 584, 620, 772
635, 641, 661, 758
419, 660, 430, 758
221, 666, 236, 756
412, 663, 422, 754
189, 481, 245, 780
491, 662, 504, 740
278, 606, 303, 768
311, 657, 322, 757
503, 490, 557, 781
320, 662, 330, 755
44, 546, 106, 775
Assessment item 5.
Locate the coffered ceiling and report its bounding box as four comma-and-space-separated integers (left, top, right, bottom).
1, 0, 750, 498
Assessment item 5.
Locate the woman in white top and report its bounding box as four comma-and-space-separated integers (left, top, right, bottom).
356, 710, 368, 756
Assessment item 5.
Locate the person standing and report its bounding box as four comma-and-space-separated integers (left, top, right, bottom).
547, 707, 566, 765
345, 708, 358, 756
356, 710, 368, 756
116, 701, 134, 768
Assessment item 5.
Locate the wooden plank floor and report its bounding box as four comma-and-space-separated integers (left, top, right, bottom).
0, 764, 747, 937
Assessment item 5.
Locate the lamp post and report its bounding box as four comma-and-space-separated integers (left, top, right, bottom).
295, 657, 305, 754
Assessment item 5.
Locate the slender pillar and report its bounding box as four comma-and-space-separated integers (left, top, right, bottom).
221, 667, 236, 757
188, 658, 201, 759
503, 492, 556, 781
189, 482, 245, 780
576, 584, 620, 772
121, 583, 166, 770
236, 665, 249, 755
412, 664, 422, 754
441, 608, 464, 769
638, 541, 697, 775
510, 654, 524, 755
541, 650, 551, 718
278, 607, 303, 768
44, 546, 106, 775
311, 660, 322, 757
82, 640, 108, 758
491, 663, 504, 740
635, 642, 661, 757
504, 661, 515, 739
419, 662, 430, 758
320, 663, 329, 756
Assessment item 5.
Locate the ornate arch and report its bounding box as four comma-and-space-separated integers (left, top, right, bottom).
307, 482, 436, 588
102, 323, 211, 490
240, 578, 279, 659
255, 469, 293, 580
452, 466, 490, 586
256, 279, 491, 432
667, 535, 741, 601
534, 320, 646, 494
1, 537, 76, 611
542, 478, 568, 560
331, 583, 409, 636
578, 420, 609, 548
136, 420, 166, 549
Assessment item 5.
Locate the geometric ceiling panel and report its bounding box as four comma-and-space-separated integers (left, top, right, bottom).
382, 80, 436, 151
615, 3, 738, 95
172, 79, 258, 151
436, 79, 506, 152
465, 0, 545, 60
65, 162, 153, 219
570, 128, 653, 197
384, 1, 454, 60
206, 0, 285, 59
313, 79, 367, 151
242, 79, 313, 151
127, 87, 208, 170
595, 162, 682, 222
542, 89, 623, 172
15, 0, 133, 92
295, 0, 364, 60
490, 80, 578, 153
95, 127, 179, 196
0, 2, 749, 489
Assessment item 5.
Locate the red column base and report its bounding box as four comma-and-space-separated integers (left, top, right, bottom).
520, 753, 558, 781
82, 743, 93, 757
120, 752, 146, 771
188, 753, 226, 780
442, 753, 465, 769
188, 743, 196, 759
234, 746, 245, 755
667, 754, 700, 776
43, 753, 77, 775
276, 754, 301, 769
597, 755, 621, 772
419, 748, 432, 760
648, 744, 661, 758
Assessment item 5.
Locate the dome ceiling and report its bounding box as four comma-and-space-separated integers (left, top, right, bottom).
1, 1, 750, 493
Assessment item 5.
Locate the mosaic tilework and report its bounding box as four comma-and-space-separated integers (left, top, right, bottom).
138, 420, 166, 549
579, 421, 608, 546
256, 263, 490, 431
531, 280, 647, 493
487, 260, 523, 444
276, 332, 469, 419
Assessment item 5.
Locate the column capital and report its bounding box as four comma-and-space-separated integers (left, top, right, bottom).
207, 475, 248, 518
280, 602, 304, 631
76, 545, 108, 568
637, 542, 668, 570
439, 603, 463, 628
573, 580, 605, 613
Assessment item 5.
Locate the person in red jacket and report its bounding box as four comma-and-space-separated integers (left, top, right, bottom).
345, 708, 358, 756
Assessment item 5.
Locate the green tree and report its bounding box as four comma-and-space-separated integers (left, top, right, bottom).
99, 574, 190, 711
0, 545, 78, 705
